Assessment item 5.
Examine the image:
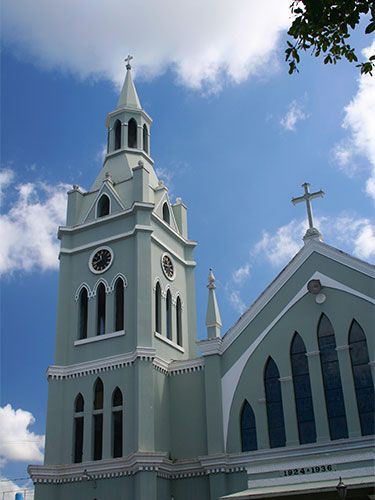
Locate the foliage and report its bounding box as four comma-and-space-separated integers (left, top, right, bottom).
286, 0, 375, 75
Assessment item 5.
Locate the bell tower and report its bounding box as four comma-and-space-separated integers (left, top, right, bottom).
31, 59, 198, 500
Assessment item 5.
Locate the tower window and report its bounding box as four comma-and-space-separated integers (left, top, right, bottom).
264, 357, 286, 448
93, 378, 104, 461
128, 118, 137, 148
166, 290, 172, 340
176, 296, 182, 347
78, 288, 88, 340
114, 278, 125, 332
96, 283, 106, 336
97, 194, 110, 218
241, 400, 257, 452
114, 119, 122, 150
162, 202, 170, 224
143, 124, 149, 154
155, 282, 161, 334
112, 387, 123, 458
73, 393, 84, 464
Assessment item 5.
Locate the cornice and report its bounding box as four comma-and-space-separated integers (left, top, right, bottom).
152, 212, 197, 248
197, 337, 222, 356
168, 357, 205, 375
151, 234, 196, 267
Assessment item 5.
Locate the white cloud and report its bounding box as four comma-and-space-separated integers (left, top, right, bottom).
0, 170, 68, 274
0, 169, 15, 201
2, 0, 290, 92
0, 405, 44, 463
228, 290, 247, 315
232, 263, 251, 284
0, 477, 34, 500
280, 100, 308, 131
333, 41, 375, 200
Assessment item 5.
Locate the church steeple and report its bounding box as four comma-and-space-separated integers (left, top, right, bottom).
117, 56, 142, 110
206, 269, 222, 339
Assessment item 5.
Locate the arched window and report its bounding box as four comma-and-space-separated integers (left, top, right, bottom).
114, 278, 124, 332
155, 282, 161, 333
78, 288, 88, 340
96, 283, 106, 336
128, 118, 137, 148
162, 202, 170, 224
114, 119, 122, 150
73, 393, 84, 463
349, 320, 374, 436
290, 332, 317, 444
143, 124, 149, 154
166, 290, 172, 340
318, 314, 348, 440
240, 400, 257, 452
264, 357, 286, 448
176, 296, 182, 347
93, 379, 104, 461
97, 194, 110, 218
112, 387, 123, 458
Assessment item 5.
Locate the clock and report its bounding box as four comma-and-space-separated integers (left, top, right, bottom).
161, 253, 175, 280
89, 247, 114, 274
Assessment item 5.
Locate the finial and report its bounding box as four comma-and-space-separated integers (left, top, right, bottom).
138, 160, 144, 167
207, 268, 216, 289
72, 184, 79, 191
104, 172, 113, 183
125, 54, 133, 70
291, 182, 325, 242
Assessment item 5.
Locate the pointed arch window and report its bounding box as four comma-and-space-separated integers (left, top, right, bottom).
291, 332, 317, 444
143, 124, 149, 154
93, 378, 104, 461
97, 194, 110, 218
318, 314, 348, 440
155, 282, 162, 334
78, 288, 88, 340
162, 202, 170, 224
73, 393, 84, 463
114, 119, 122, 150
264, 357, 286, 448
240, 400, 257, 452
128, 118, 137, 148
96, 283, 106, 336
112, 387, 123, 458
166, 290, 172, 340
114, 278, 125, 332
349, 320, 374, 436
176, 296, 182, 346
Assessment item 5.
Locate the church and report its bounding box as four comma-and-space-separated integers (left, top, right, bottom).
28, 60, 375, 499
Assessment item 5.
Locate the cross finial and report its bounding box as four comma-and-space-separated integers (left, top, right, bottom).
124, 54, 133, 70
292, 182, 325, 242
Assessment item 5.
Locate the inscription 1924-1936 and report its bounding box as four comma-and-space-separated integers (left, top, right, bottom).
282, 464, 335, 477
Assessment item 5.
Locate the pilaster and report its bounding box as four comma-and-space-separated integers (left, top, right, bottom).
135, 359, 155, 451
106, 291, 115, 334
256, 398, 270, 449
135, 471, 157, 500
82, 402, 92, 462
209, 473, 226, 500
306, 350, 330, 443
204, 355, 224, 454
87, 296, 96, 338
279, 375, 299, 447
102, 390, 112, 459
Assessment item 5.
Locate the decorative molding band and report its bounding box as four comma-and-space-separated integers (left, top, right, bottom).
154, 332, 185, 353
168, 357, 205, 376
197, 337, 222, 356
279, 376, 293, 383
306, 350, 320, 357
336, 344, 351, 352
74, 330, 125, 346
151, 234, 196, 267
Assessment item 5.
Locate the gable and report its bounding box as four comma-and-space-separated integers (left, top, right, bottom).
154, 190, 181, 235
82, 182, 126, 223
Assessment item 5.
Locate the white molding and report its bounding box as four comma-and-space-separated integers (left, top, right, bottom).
109, 273, 128, 291
197, 337, 222, 356
88, 246, 114, 275
60, 225, 153, 255
83, 181, 126, 224
74, 330, 125, 346
151, 212, 197, 247
152, 234, 196, 267
94, 192, 112, 220
74, 282, 92, 301
92, 277, 110, 295
154, 331, 185, 353
161, 252, 176, 281
168, 357, 204, 375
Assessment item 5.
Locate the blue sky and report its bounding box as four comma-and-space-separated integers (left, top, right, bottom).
1, 1, 374, 496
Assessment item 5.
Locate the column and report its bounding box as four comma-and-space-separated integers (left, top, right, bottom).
279, 376, 299, 447
87, 295, 96, 338
122, 122, 128, 148
137, 125, 142, 150
336, 344, 361, 438
306, 351, 330, 443
256, 398, 269, 449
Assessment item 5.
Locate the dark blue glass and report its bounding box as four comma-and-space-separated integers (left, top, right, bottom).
241, 400, 257, 452
264, 357, 286, 448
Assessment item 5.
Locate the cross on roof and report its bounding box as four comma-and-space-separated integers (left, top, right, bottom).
125, 54, 133, 70
292, 182, 325, 242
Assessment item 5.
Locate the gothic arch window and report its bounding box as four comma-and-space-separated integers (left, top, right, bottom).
155, 282, 162, 334
112, 387, 123, 458
78, 287, 88, 340
240, 400, 257, 452
114, 119, 122, 150
166, 289, 172, 340
73, 394, 84, 463
264, 357, 286, 448
114, 278, 125, 332
290, 332, 317, 444
143, 124, 149, 154
318, 314, 348, 440
162, 202, 170, 224
128, 118, 137, 148
96, 283, 106, 336
176, 296, 182, 347
97, 194, 110, 218
349, 320, 374, 436
93, 378, 104, 461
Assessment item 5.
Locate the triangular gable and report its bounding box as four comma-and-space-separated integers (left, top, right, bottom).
154, 190, 181, 235
83, 181, 126, 223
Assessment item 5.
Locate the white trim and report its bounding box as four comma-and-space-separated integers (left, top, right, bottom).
95, 192, 112, 219
60, 225, 153, 255
88, 246, 114, 275
197, 337, 222, 356
74, 330, 125, 346
74, 283, 92, 301
154, 331, 185, 353
109, 273, 128, 291
92, 277, 110, 295
168, 357, 204, 375
151, 234, 196, 267
161, 252, 176, 281
83, 181, 126, 224
152, 212, 196, 246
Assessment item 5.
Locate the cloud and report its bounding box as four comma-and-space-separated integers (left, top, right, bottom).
0, 169, 15, 201
2, 0, 290, 92
0, 477, 34, 500
232, 263, 251, 284
0, 404, 44, 463
280, 100, 309, 131
333, 41, 375, 200
0, 170, 68, 274
228, 290, 247, 315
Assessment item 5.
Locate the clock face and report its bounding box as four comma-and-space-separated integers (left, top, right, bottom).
161, 253, 175, 280
89, 247, 113, 274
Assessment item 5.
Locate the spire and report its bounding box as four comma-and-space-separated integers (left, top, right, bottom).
205, 269, 222, 339
117, 55, 142, 109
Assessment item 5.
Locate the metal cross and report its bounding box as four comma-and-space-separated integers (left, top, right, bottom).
124, 54, 133, 69
292, 182, 325, 240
